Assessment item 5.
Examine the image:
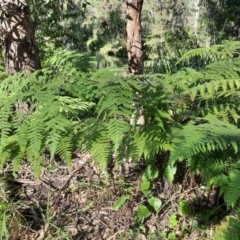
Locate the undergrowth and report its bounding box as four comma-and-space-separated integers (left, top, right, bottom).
1, 41, 240, 238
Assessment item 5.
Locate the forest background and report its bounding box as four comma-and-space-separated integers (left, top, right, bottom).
1, 0, 240, 239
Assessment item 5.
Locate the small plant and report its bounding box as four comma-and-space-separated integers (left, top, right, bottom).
215, 209, 240, 240
134, 164, 163, 223
0, 178, 22, 239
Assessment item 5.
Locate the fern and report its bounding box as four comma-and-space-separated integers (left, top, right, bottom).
2, 37, 240, 238
170, 115, 240, 164
0, 105, 13, 152
215, 208, 240, 240
0, 50, 97, 176
165, 42, 240, 213
107, 118, 129, 153
90, 130, 112, 170
56, 136, 73, 170
96, 79, 135, 119
178, 41, 240, 64
93, 78, 136, 166
45, 113, 72, 161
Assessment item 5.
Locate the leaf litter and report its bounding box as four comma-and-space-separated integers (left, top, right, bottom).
1, 153, 227, 239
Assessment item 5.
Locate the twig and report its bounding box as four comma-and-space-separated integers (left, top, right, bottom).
51, 166, 84, 214
107, 229, 125, 240
152, 187, 199, 224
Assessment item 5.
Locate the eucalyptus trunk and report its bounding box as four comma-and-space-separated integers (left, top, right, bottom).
194, 0, 200, 46
0, 0, 41, 75
126, 0, 144, 74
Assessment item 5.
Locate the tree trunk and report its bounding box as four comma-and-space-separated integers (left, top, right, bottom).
126, 0, 144, 74
194, 0, 200, 46
0, 0, 41, 75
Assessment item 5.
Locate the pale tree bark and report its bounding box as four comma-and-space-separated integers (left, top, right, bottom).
194, 0, 200, 46
126, 0, 144, 74
0, 0, 41, 75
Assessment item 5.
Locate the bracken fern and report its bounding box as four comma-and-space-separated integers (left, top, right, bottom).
0, 51, 96, 177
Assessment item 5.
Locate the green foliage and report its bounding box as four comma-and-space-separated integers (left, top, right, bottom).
178, 41, 240, 65
170, 115, 240, 164
215, 209, 240, 240
0, 47, 172, 176
159, 41, 240, 239
3, 0, 240, 238
178, 200, 191, 216
168, 214, 178, 228
137, 205, 151, 220
202, 0, 240, 44
148, 197, 162, 212
145, 29, 197, 74
3, 38, 240, 237
0, 182, 10, 239
86, 2, 125, 55
138, 165, 163, 220
0, 50, 96, 177
165, 42, 240, 212
112, 195, 128, 211
30, 0, 91, 54
143, 164, 159, 180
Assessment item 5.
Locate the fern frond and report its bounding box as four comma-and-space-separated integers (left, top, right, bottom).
56, 136, 73, 170
107, 118, 130, 153
27, 114, 45, 158
76, 118, 112, 170
205, 60, 240, 80
0, 135, 19, 173
205, 159, 230, 179
0, 49, 101, 176
56, 96, 95, 113
183, 79, 240, 101
223, 167, 240, 207
90, 129, 111, 171
178, 41, 240, 64
198, 102, 240, 124
129, 124, 170, 162
115, 134, 139, 164
215, 208, 240, 240
0, 105, 13, 152
11, 152, 25, 178
97, 80, 135, 120
45, 113, 72, 161
44, 50, 86, 69
170, 115, 240, 165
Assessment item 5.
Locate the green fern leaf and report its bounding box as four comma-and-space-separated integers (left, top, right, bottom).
107, 118, 129, 153
56, 136, 73, 170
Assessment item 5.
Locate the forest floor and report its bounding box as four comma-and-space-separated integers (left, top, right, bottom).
1, 153, 228, 240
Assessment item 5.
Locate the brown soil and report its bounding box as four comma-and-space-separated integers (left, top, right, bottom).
2, 154, 224, 240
